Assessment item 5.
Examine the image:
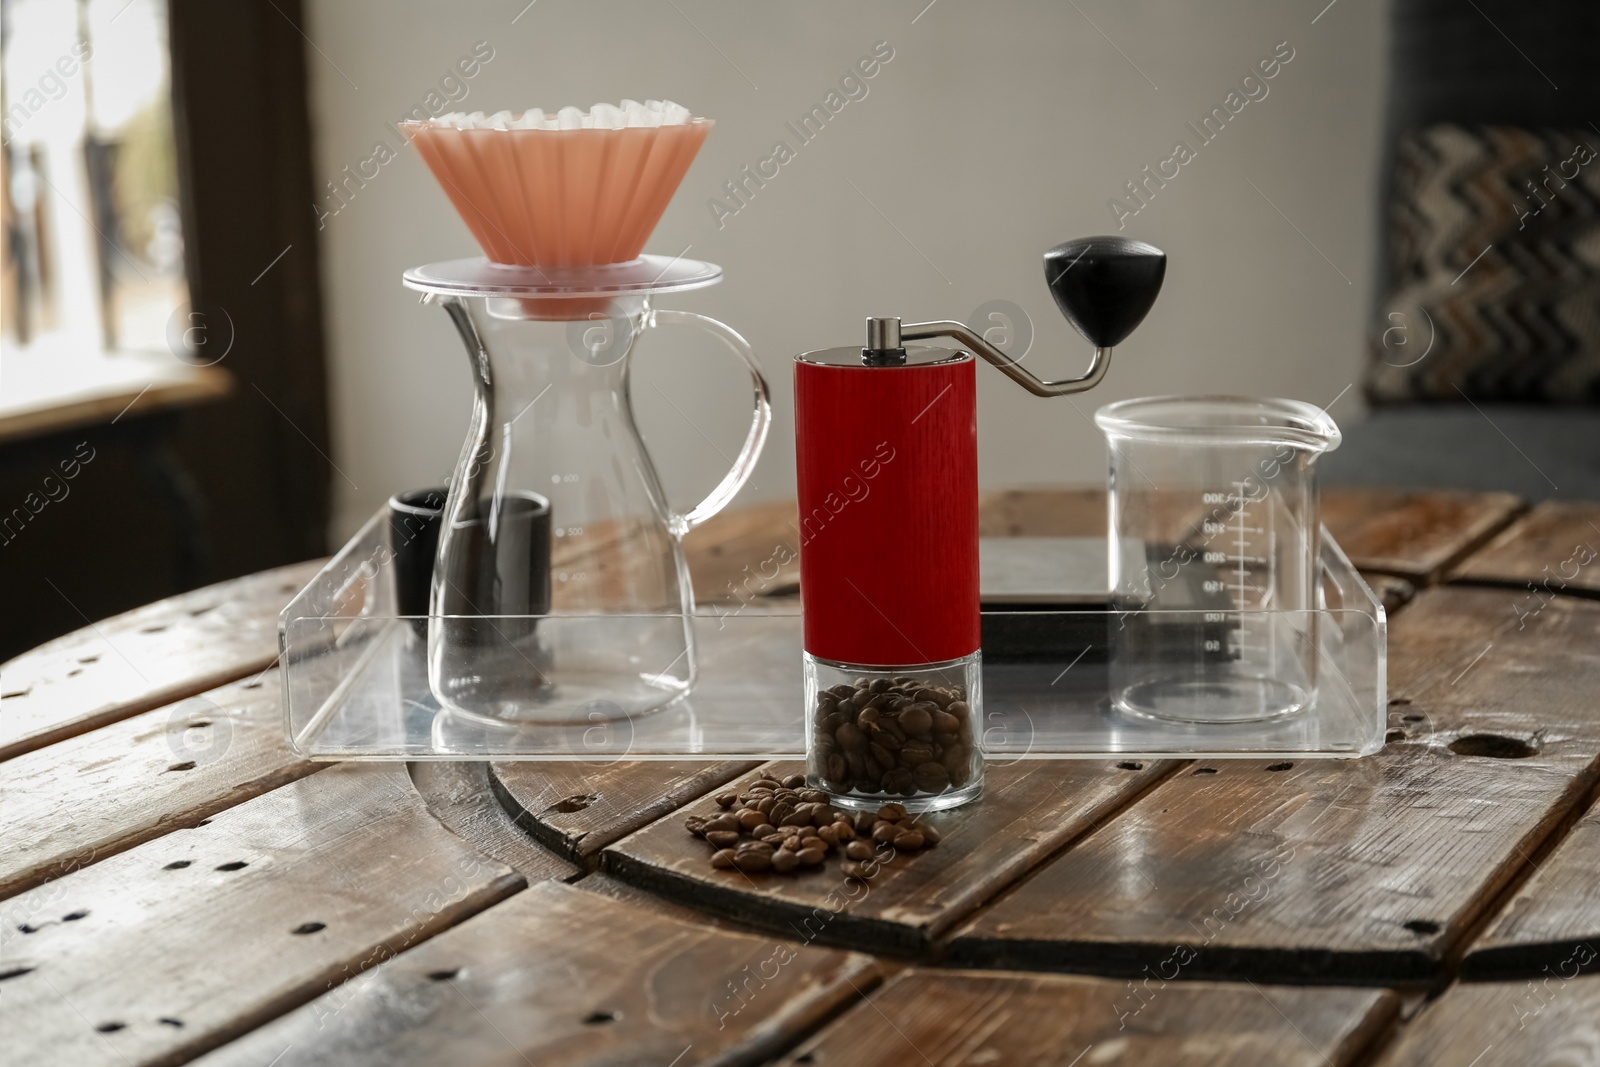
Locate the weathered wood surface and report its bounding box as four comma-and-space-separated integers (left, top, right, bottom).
685, 498, 803, 601
0, 558, 324, 761
1321, 488, 1521, 581
491, 759, 763, 863
778, 968, 1399, 1067
947, 743, 1594, 983
603, 758, 1177, 956
407, 761, 583, 884
0, 765, 522, 1067
1464, 794, 1600, 980
949, 584, 1600, 984
1450, 499, 1600, 596
1373, 974, 1600, 1067
977, 487, 1108, 537
191, 879, 881, 1067
0, 668, 319, 898
1382, 585, 1600, 743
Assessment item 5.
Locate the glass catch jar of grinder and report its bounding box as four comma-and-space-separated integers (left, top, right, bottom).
796, 237, 1166, 810
404, 257, 771, 726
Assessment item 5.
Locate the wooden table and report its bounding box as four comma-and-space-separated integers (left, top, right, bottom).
5, 487, 1599, 1067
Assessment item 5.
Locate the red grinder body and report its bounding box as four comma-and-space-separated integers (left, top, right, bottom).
794, 352, 979, 664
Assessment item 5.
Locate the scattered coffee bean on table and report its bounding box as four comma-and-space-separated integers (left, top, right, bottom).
807, 676, 980, 804
686, 776, 940, 879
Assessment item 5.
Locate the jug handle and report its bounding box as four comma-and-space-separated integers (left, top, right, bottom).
648, 309, 773, 537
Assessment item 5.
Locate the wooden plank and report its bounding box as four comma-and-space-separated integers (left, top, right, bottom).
1372, 975, 1600, 1067
190, 881, 879, 1067
406, 762, 583, 885
947, 743, 1595, 983
603, 758, 1177, 955
684, 498, 803, 601
0, 557, 324, 761
950, 582, 1600, 984
1464, 792, 1600, 979
0, 668, 319, 899
977, 487, 1107, 537
1450, 500, 1600, 596
1321, 487, 1522, 582
491, 759, 764, 864
0, 764, 523, 1067
1383, 586, 1600, 743
778, 968, 1399, 1067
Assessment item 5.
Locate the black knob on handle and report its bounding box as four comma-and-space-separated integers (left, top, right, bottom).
1044, 236, 1166, 349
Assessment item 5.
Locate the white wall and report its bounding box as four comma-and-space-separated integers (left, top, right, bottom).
306, 0, 1388, 540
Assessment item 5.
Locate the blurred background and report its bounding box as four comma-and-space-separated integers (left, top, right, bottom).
3, 0, 1596, 656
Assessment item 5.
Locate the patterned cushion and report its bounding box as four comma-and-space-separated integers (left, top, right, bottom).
1366, 124, 1600, 404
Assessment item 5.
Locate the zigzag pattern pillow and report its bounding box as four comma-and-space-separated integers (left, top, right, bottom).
1366, 124, 1600, 404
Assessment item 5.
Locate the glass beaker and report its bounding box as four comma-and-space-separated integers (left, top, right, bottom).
1094, 396, 1341, 723
403, 257, 771, 727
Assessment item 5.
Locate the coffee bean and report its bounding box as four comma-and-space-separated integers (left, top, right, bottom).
894, 830, 925, 851
783, 773, 806, 789
842, 860, 876, 880
705, 830, 740, 849
771, 849, 799, 873
737, 809, 765, 831
833, 819, 856, 841
734, 851, 773, 872
711, 849, 736, 869
836, 723, 865, 752
919, 824, 942, 846
796, 847, 826, 867
826, 754, 849, 786
817, 825, 840, 846
878, 803, 908, 822
900, 741, 934, 767
903, 706, 936, 738
704, 814, 739, 834
685, 816, 708, 837
845, 840, 874, 861
913, 762, 950, 792
872, 821, 899, 844
752, 823, 776, 839
882, 768, 916, 796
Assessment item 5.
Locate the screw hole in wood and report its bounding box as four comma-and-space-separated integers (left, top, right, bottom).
215, 861, 248, 871
159, 1017, 184, 1027
1448, 734, 1538, 759
1116, 761, 1143, 771
552, 794, 598, 814
1192, 767, 1217, 775
427, 969, 459, 981
62, 910, 87, 921
291, 922, 326, 935
1265, 762, 1293, 772
163, 860, 191, 870
582, 1010, 618, 1025
95, 1021, 126, 1033
1404, 919, 1440, 936
165, 761, 196, 773
0, 965, 34, 981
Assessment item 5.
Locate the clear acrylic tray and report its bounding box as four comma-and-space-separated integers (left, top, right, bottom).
280, 513, 1386, 761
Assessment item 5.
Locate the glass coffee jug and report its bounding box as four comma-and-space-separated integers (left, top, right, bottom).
403, 256, 770, 727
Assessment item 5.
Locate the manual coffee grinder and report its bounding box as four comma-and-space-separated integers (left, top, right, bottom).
795, 236, 1166, 811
